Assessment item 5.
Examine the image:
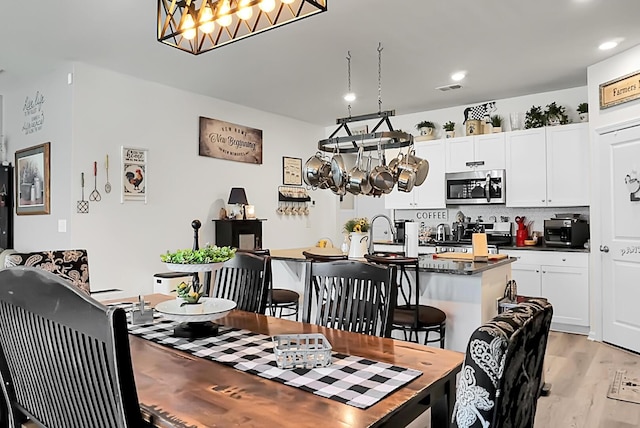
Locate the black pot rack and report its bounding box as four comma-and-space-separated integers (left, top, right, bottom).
318, 110, 413, 154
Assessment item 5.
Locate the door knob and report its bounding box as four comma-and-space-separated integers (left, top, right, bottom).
599, 245, 609, 253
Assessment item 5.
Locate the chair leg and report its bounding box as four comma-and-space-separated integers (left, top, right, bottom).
439, 324, 446, 349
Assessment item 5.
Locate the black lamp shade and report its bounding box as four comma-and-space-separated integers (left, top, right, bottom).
228, 188, 248, 205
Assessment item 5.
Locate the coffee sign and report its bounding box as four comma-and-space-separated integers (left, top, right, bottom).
199, 116, 263, 164
600, 70, 640, 109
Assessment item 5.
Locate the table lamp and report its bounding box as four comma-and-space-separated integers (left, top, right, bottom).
228, 187, 249, 219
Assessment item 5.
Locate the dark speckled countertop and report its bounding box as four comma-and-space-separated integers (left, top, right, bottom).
417, 255, 516, 275
497, 244, 590, 253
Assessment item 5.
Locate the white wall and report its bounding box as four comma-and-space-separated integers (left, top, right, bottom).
586, 43, 640, 341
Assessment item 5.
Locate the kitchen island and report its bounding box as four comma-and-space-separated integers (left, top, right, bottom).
270, 248, 515, 352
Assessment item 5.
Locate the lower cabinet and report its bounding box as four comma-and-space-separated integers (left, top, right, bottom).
502, 250, 589, 332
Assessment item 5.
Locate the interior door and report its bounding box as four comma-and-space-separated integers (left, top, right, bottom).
601, 124, 640, 353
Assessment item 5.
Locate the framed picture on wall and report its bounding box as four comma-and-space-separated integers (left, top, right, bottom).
121, 146, 148, 203
283, 156, 302, 186
15, 142, 50, 215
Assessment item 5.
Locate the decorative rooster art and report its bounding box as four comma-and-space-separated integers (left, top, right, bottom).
125, 168, 144, 191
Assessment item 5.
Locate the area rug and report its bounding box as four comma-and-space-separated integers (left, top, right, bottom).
607, 369, 640, 404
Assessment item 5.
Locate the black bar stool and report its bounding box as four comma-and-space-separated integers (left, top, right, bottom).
365, 254, 446, 348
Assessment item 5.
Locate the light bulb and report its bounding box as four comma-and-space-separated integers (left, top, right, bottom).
216, 0, 232, 27
343, 93, 356, 102
451, 71, 466, 81
236, 0, 253, 20
200, 5, 215, 33
259, 0, 276, 12
181, 13, 196, 40
599, 40, 618, 50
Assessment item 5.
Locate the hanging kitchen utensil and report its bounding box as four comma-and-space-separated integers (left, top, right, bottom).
330, 146, 346, 189
77, 173, 89, 214
370, 138, 394, 192
89, 161, 101, 202
104, 155, 112, 193
408, 149, 429, 186
346, 144, 371, 195
397, 147, 416, 193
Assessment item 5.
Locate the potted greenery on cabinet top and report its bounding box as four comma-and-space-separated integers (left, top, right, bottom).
443, 121, 455, 138
577, 102, 589, 122
490, 115, 503, 133
416, 120, 436, 139
524, 105, 545, 129
544, 102, 569, 126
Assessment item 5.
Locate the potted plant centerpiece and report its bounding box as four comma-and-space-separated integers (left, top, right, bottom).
415, 120, 436, 140
344, 217, 370, 259
172, 280, 206, 312
490, 115, 503, 133
443, 121, 456, 138
161, 244, 236, 273
544, 102, 569, 126
577, 102, 589, 122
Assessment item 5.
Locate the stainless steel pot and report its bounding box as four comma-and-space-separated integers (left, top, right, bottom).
346, 146, 371, 195
407, 150, 430, 186
369, 140, 394, 193
330, 148, 347, 189
303, 152, 331, 188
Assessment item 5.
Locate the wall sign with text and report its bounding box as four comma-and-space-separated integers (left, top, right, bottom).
600, 70, 640, 109
22, 91, 45, 135
199, 117, 263, 165
121, 146, 147, 203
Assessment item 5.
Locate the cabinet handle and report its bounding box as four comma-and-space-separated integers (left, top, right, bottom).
562, 258, 566, 262
548, 199, 552, 202
542, 200, 545, 202
542, 271, 546, 274
535, 270, 539, 273
600, 245, 609, 253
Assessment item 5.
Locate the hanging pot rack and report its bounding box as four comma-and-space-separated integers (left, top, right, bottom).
318, 110, 413, 154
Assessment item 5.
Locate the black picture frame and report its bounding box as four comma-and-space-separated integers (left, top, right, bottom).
283, 157, 302, 186
15, 142, 50, 215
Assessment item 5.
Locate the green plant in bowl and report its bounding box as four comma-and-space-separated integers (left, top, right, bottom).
415, 120, 435, 130
443, 121, 455, 132
577, 102, 588, 114
160, 245, 236, 264
524, 105, 545, 129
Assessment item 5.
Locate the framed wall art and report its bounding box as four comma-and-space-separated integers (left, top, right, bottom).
283, 156, 302, 186
15, 142, 50, 215
121, 146, 148, 203
199, 116, 263, 164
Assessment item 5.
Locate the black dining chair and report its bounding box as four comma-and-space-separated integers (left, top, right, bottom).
452, 298, 553, 428
0, 267, 166, 428
211, 252, 270, 314
302, 259, 396, 337
302, 250, 348, 262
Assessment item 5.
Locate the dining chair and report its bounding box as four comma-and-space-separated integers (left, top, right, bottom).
3, 249, 90, 294
0, 267, 165, 428
452, 298, 553, 428
302, 259, 396, 337
211, 252, 270, 314
302, 250, 348, 262
365, 254, 446, 347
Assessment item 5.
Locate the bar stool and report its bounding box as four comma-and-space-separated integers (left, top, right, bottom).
238, 248, 300, 320
365, 254, 446, 348
301, 251, 348, 262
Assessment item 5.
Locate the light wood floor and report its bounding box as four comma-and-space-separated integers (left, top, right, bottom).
535, 331, 640, 428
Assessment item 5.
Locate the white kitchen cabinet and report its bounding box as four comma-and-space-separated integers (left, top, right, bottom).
445, 133, 506, 173
501, 250, 589, 333
385, 140, 445, 209
506, 123, 589, 207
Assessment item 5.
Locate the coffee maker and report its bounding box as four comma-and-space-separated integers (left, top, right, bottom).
394, 220, 408, 244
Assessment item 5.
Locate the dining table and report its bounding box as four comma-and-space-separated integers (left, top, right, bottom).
110, 294, 463, 428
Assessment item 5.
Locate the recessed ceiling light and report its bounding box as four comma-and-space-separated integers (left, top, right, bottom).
451, 71, 466, 82
343, 92, 356, 102
599, 40, 619, 50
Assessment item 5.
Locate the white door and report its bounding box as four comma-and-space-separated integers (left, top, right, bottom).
601, 124, 640, 353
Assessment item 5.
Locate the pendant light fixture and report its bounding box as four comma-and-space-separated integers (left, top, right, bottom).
158, 0, 327, 55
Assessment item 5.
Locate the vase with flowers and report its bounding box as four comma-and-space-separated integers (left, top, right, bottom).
173, 281, 205, 313
343, 217, 370, 259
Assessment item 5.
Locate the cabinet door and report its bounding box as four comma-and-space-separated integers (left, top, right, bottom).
445, 136, 474, 172
541, 265, 589, 326
413, 140, 446, 208
510, 263, 542, 297
546, 123, 590, 207
384, 186, 415, 209
474, 133, 506, 170
506, 128, 547, 207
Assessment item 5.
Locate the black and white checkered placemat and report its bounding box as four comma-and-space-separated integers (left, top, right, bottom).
111, 304, 422, 409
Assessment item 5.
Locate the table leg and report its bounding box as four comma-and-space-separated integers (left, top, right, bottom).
431, 374, 457, 428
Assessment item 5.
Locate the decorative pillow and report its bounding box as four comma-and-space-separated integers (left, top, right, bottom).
4, 249, 90, 294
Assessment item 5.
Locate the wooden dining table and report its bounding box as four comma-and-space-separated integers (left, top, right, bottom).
114, 294, 463, 428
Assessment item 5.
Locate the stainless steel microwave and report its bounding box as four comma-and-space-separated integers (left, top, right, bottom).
445, 170, 506, 205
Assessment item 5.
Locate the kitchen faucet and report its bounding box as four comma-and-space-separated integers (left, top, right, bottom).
368, 214, 397, 254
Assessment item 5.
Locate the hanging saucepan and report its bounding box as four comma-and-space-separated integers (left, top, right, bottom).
346, 146, 372, 195
330, 146, 347, 189
397, 150, 417, 193
387, 149, 405, 181
369, 139, 395, 193
303, 152, 331, 188
407, 149, 430, 186
361, 151, 375, 195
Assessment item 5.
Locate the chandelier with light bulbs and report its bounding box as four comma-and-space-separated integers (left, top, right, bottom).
157, 0, 327, 55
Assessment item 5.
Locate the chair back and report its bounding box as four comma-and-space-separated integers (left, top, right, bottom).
302, 251, 347, 262
212, 252, 270, 314
0, 267, 145, 428
3, 249, 90, 294
302, 260, 396, 337
453, 298, 553, 428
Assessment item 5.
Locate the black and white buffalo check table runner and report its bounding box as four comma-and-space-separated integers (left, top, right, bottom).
115, 305, 422, 409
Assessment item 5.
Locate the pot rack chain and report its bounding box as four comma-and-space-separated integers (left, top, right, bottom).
377, 42, 383, 114
346, 51, 352, 118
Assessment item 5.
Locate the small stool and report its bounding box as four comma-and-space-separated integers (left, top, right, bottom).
365, 254, 446, 348
269, 289, 300, 320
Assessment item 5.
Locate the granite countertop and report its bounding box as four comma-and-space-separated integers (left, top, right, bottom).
497, 244, 590, 253
417, 255, 516, 275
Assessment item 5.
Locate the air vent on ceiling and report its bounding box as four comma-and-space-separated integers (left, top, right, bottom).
436, 83, 463, 92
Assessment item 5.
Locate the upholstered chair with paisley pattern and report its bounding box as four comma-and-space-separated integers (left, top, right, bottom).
452, 298, 553, 428
4, 249, 90, 294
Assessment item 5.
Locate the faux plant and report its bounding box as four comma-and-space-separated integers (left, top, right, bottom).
160, 244, 236, 264
174, 281, 204, 305
344, 217, 370, 233
415, 120, 435, 130
544, 102, 569, 125
443, 121, 455, 131
524, 105, 545, 129
490, 115, 503, 127
577, 102, 588, 114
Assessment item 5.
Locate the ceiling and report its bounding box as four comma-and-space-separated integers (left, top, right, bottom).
1, 0, 640, 126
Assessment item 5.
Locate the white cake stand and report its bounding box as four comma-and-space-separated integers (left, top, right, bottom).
155, 297, 237, 338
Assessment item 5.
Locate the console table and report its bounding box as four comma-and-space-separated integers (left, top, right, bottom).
213, 219, 265, 250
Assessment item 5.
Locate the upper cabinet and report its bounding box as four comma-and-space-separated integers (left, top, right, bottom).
385, 140, 446, 209
445, 133, 506, 173
506, 123, 589, 207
